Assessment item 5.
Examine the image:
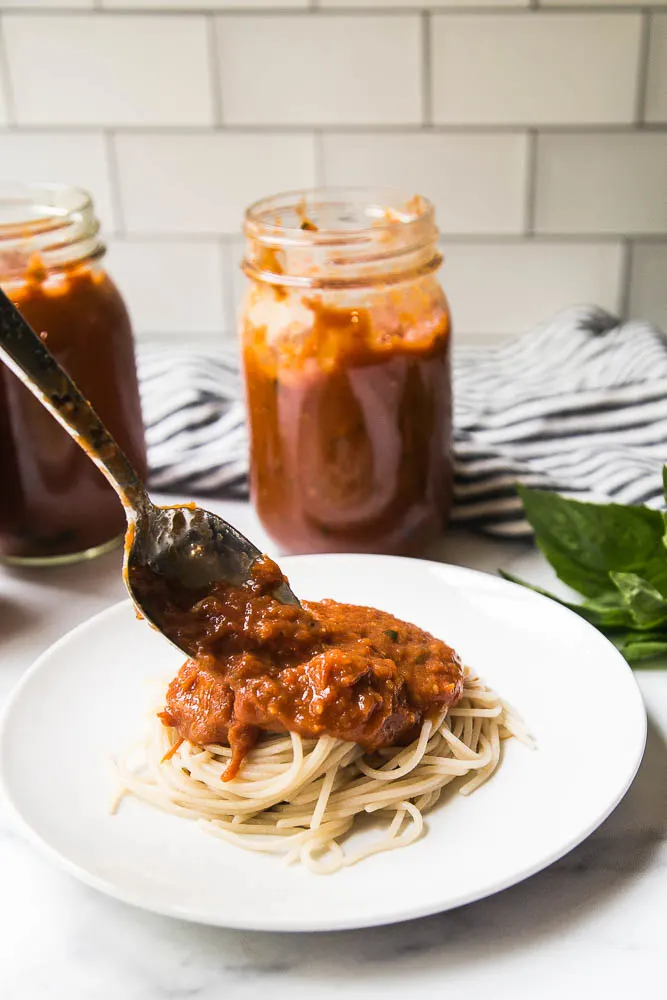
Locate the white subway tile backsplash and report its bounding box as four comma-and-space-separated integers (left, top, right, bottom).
3, 14, 214, 126
106, 239, 225, 337
629, 242, 667, 330
442, 241, 624, 335
0, 1, 659, 336
215, 15, 422, 126
431, 13, 642, 125
646, 14, 667, 124
0, 131, 116, 230
115, 132, 316, 235
535, 133, 667, 235
321, 132, 528, 235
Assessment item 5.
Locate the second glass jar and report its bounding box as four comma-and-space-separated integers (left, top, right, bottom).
240, 188, 453, 556
0, 183, 147, 564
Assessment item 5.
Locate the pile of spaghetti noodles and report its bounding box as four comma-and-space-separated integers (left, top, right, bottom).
113, 669, 532, 874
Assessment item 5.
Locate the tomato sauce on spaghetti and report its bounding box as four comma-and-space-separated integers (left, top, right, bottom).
133, 556, 463, 780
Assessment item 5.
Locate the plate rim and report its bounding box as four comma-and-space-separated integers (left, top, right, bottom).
0, 554, 648, 932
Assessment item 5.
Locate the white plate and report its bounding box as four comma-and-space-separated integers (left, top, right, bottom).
0, 554, 646, 932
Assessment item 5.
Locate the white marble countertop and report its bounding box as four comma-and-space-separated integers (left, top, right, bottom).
1, 498, 666, 1000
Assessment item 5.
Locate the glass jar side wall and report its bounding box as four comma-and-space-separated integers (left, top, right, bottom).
0, 259, 147, 564
242, 271, 453, 556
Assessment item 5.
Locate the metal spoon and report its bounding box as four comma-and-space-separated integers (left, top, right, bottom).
0, 289, 300, 653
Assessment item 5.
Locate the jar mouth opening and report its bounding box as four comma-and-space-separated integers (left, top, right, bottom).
0, 182, 91, 235
243, 187, 441, 290
244, 187, 436, 248
0, 182, 102, 278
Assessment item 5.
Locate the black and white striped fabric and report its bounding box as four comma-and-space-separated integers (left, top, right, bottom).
137, 306, 667, 539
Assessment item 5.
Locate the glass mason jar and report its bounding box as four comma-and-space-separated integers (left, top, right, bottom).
240, 188, 453, 556
0, 182, 147, 565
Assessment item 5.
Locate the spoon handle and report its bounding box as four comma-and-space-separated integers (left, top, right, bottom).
0, 288, 147, 513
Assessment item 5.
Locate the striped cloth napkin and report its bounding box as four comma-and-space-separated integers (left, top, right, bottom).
137, 306, 667, 539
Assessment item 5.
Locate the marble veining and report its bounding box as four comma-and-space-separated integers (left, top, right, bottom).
1, 499, 666, 1000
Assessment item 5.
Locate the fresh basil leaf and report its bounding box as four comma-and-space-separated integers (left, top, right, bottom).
624, 643, 667, 663
617, 630, 667, 643
610, 571, 667, 629
502, 571, 667, 664
663, 465, 667, 504
499, 571, 635, 627
615, 631, 667, 665
517, 485, 667, 599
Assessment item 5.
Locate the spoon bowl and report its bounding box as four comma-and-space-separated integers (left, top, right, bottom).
125, 499, 299, 650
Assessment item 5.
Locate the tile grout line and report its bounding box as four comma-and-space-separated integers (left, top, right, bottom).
1, 123, 664, 137
206, 12, 224, 129
0, 14, 17, 128
3, 7, 667, 17
524, 128, 538, 236
218, 239, 236, 337
313, 128, 325, 186
619, 238, 634, 318
421, 10, 432, 128
634, 10, 652, 126
104, 130, 126, 237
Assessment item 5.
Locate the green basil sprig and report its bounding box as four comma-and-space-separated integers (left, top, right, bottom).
501, 470, 667, 664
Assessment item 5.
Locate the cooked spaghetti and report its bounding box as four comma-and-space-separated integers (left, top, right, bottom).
113, 669, 531, 874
